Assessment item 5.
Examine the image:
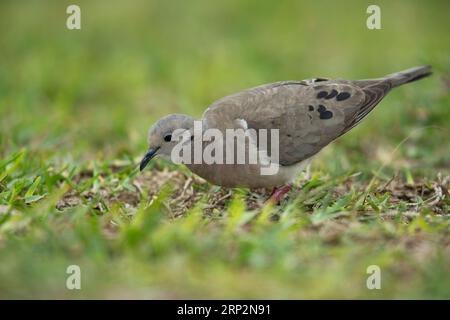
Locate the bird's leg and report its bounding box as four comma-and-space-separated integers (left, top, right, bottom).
267, 184, 292, 204
269, 187, 277, 197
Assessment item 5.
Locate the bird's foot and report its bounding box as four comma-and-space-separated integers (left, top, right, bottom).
267, 184, 292, 204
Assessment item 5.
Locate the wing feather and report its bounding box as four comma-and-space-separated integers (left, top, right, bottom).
203, 79, 390, 166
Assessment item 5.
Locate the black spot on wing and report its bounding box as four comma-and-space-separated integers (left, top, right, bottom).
308, 105, 314, 111
325, 89, 338, 99
319, 110, 333, 119
317, 91, 328, 98
336, 92, 351, 101
316, 104, 333, 120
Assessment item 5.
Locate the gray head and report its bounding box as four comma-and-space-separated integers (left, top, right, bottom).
139, 114, 195, 171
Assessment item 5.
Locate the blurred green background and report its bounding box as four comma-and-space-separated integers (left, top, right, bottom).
0, 0, 449, 299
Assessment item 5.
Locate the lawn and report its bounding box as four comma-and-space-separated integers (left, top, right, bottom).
0, 0, 449, 299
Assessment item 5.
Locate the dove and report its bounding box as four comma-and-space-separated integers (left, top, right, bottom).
140, 66, 432, 202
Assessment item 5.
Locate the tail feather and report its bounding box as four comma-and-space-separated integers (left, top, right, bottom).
384, 65, 432, 88
341, 65, 432, 134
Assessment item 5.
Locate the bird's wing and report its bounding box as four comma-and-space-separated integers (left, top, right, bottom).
202, 79, 390, 166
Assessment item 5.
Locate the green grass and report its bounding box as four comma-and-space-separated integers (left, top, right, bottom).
0, 0, 449, 299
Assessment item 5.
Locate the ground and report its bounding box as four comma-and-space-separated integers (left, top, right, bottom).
0, 0, 449, 298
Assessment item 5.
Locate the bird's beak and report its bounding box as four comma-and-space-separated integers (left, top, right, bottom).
139, 147, 159, 171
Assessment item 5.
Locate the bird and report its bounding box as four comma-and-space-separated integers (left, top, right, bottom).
139, 65, 432, 202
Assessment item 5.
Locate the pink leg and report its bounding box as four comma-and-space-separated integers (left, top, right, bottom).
269, 187, 277, 197
267, 184, 292, 204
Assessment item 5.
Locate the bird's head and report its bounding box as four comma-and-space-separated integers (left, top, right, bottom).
139, 114, 195, 171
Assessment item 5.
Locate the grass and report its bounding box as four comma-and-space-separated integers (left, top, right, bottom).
0, 0, 449, 299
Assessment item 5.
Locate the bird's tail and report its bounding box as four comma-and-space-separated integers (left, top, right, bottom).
383, 65, 432, 88
342, 65, 432, 134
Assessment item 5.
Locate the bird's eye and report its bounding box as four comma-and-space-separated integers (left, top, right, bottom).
164, 134, 172, 142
